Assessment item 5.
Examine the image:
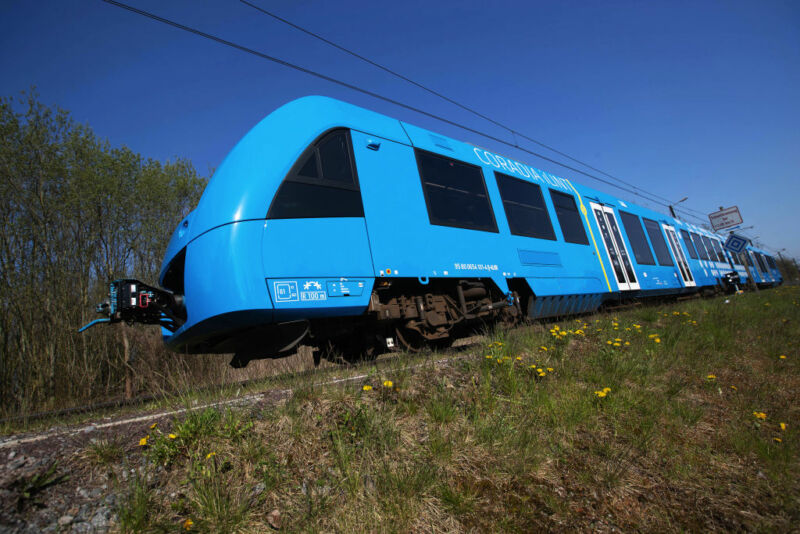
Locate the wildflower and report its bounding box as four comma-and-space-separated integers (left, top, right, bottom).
383, 380, 393, 388
753, 412, 767, 420
547, 367, 554, 372
485, 354, 492, 359
515, 356, 522, 361
606, 340, 612, 345
613, 342, 621, 347
773, 437, 782, 443
779, 355, 787, 360
594, 390, 607, 398
539, 346, 548, 351
614, 338, 621, 342
149, 422, 158, 430
529, 364, 537, 369
706, 374, 717, 380
168, 433, 177, 440
648, 334, 658, 338
730, 385, 737, 391
139, 436, 149, 447
537, 368, 543, 373
602, 387, 611, 393
654, 338, 661, 344
184, 518, 194, 531
362, 385, 373, 391
780, 422, 787, 431
624, 341, 630, 346
538, 372, 546, 377
206, 451, 216, 459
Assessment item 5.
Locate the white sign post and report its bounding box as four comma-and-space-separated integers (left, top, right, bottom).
708, 206, 743, 231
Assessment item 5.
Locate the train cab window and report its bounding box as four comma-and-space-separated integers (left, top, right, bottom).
495, 173, 555, 240
679, 229, 699, 259
642, 218, 674, 266
710, 239, 726, 263
416, 150, 497, 232
268, 129, 363, 219
690, 232, 710, 261
549, 190, 589, 245
619, 211, 655, 265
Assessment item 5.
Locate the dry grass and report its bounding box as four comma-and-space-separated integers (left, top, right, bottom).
85, 286, 800, 532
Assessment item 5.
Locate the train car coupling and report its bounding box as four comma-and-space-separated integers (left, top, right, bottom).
78, 279, 186, 333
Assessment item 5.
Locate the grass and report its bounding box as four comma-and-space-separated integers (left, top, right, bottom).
79, 286, 799, 531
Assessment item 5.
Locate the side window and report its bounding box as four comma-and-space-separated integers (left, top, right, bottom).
679, 229, 698, 260
268, 129, 363, 219
619, 211, 655, 265
755, 253, 768, 273
495, 173, 555, 240
642, 218, 674, 266
690, 232, 710, 260
766, 255, 777, 269
549, 190, 589, 245
701, 236, 717, 262
711, 239, 726, 263
416, 150, 497, 232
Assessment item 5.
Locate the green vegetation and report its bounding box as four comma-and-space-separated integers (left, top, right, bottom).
92, 286, 799, 532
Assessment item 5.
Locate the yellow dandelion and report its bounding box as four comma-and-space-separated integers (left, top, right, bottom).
547, 367, 554, 372
606, 340, 612, 345
706, 374, 717, 380
614, 338, 621, 342
613, 342, 621, 347
539, 346, 548, 351
362, 385, 373, 391
206, 451, 216, 459
648, 334, 658, 338
654, 338, 661, 343
168, 433, 177, 440
594, 390, 607, 398
730, 385, 737, 391
383, 380, 393, 388
183, 518, 194, 531
515, 356, 522, 361
773, 437, 782, 443
753, 412, 767, 420
602, 387, 611, 393
537, 368, 543, 373
624, 341, 630, 346
149, 422, 158, 430
485, 354, 493, 359
529, 364, 537, 369
779, 355, 787, 360
780, 422, 787, 431
538, 372, 546, 377
139, 436, 148, 447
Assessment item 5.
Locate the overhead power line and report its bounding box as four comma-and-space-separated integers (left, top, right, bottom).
240, 0, 709, 215
100, 0, 708, 222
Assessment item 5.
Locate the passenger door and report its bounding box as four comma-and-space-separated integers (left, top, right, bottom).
662, 224, 696, 287
589, 202, 639, 291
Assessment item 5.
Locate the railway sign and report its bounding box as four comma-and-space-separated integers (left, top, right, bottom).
708, 206, 743, 231
723, 233, 748, 254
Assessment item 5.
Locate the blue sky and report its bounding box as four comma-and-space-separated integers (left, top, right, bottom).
2, 0, 799, 259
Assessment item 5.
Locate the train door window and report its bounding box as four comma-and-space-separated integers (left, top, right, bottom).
549, 190, 589, 245
642, 218, 674, 266
268, 129, 363, 219
495, 173, 555, 240
690, 232, 710, 260
416, 150, 498, 232
710, 239, 726, 263
679, 229, 699, 259
732, 251, 742, 265
619, 211, 655, 265
701, 236, 717, 262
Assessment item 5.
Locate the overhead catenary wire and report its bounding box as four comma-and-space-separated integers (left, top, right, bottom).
100, 0, 708, 223
239, 0, 710, 217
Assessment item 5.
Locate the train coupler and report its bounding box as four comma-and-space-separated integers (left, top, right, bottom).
79, 279, 185, 333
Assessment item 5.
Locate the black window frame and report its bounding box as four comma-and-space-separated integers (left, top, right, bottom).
642, 218, 674, 266
416, 149, 498, 233
494, 172, 556, 240
267, 128, 364, 219
549, 190, 589, 245
710, 239, 727, 263
755, 253, 768, 273
701, 236, 718, 263
619, 211, 656, 265
679, 229, 699, 260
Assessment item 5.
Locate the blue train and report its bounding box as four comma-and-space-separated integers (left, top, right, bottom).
81, 96, 783, 366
